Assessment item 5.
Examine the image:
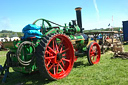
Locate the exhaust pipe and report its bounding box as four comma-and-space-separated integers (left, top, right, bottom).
75, 7, 83, 33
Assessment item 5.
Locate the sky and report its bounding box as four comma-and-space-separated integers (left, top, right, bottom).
0, 0, 128, 32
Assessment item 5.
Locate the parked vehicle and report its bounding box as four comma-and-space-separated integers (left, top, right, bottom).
0, 7, 101, 83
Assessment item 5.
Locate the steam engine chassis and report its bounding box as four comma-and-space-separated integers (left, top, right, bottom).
0, 7, 101, 82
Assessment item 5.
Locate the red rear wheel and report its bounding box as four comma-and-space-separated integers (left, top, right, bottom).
36, 34, 74, 80
87, 42, 101, 65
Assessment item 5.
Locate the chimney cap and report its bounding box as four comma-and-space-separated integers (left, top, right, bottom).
75, 7, 82, 11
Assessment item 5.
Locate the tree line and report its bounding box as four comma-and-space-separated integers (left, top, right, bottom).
0, 30, 23, 38
84, 27, 123, 33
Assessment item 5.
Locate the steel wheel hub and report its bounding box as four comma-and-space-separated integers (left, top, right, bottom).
57, 53, 62, 60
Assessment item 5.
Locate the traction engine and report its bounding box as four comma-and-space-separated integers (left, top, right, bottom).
0, 7, 101, 82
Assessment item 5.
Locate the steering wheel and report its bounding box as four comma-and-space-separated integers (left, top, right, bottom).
33, 18, 52, 34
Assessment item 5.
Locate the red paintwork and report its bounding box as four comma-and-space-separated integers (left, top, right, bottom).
44, 34, 74, 79
89, 42, 101, 64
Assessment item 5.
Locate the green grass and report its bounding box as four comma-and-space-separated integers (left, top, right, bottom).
0, 45, 128, 85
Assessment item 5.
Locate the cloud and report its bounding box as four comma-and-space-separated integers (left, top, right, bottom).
93, 0, 100, 21
0, 17, 12, 30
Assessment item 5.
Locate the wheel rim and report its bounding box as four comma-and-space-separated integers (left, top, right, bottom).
89, 42, 100, 64
44, 34, 74, 79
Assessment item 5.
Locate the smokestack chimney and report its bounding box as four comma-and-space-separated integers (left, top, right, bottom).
75, 7, 82, 33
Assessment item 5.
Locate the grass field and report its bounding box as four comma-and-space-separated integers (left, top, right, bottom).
0, 45, 128, 85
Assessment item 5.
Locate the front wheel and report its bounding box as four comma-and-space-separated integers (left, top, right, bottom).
87, 42, 101, 65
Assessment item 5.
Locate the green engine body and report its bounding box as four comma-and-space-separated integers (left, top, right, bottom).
3, 18, 88, 74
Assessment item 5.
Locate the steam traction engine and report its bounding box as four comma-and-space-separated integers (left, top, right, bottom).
0, 7, 101, 82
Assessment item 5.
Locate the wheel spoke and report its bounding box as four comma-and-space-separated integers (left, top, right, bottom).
56, 44, 59, 52
58, 63, 65, 72
54, 40, 59, 52
46, 50, 52, 55
62, 54, 66, 57
62, 58, 70, 63
90, 51, 94, 54
61, 60, 65, 66
60, 48, 69, 53
45, 56, 56, 59
48, 63, 54, 70
59, 44, 63, 53
90, 54, 93, 57
53, 65, 56, 75
90, 51, 94, 56
46, 60, 51, 67
56, 64, 59, 74
47, 46, 56, 54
